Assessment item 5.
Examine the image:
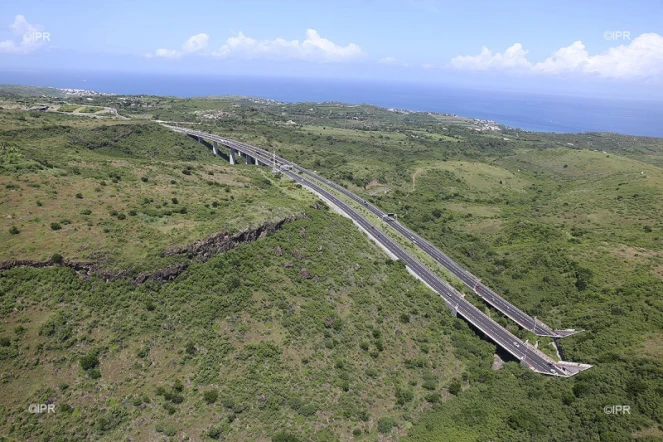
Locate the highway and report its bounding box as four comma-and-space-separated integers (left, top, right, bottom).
198, 134, 576, 338
164, 125, 591, 376
178, 128, 574, 337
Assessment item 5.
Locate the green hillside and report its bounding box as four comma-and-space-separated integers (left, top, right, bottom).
1, 91, 663, 441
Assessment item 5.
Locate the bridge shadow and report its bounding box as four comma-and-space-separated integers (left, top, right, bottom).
457, 312, 522, 364
187, 135, 230, 163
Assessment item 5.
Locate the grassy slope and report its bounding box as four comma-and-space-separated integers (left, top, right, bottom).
0, 108, 488, 441
190, 108, 663, 440
1, 92, 663, 441
0, 111, 302, 272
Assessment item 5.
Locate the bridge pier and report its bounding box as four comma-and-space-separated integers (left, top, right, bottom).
246, 155, 255, 165
229, 148, 236, 165
197, 136, 202, 143
212, 141, 219, 156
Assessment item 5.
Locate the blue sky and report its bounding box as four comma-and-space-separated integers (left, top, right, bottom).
1, 0, 663, 98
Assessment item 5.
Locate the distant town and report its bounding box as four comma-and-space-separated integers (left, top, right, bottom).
59, 88, 114, 97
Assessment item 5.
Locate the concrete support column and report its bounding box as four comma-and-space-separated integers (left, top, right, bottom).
229, 148, 236, 165
212, 141, 219, 156
246, 155, 254, 165
197, 136, 202, 143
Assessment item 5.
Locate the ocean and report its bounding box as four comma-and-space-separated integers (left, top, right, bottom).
2, 70, 663, 137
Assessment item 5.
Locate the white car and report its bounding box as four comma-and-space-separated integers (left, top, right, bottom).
513, 341, 520, 348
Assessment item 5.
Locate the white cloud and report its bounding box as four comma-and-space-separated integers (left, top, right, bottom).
533, 41, 588, 74
583, 33, 663, 78
148, 33, 209, 59
379, 56, 408, 67
450, 33, 663, 79
0, 15, 46, 54
212, 29, 363, 62
450, 43, 531, 71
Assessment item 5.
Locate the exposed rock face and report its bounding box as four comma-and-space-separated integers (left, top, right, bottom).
0, 214, 306, 285
491, 354, 504, 371
300, 268, 311, 279
164, 214, 306, 262
134, 263, 189, 284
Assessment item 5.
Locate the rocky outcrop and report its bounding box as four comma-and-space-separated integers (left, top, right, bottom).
0, 214, 305, 284
133, 262, 189, 284
163, 214, 306, 262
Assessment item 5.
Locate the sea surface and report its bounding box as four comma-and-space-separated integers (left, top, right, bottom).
2, 71, 663, 137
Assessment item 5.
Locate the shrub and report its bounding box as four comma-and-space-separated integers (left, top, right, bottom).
207, 425, 225, 440
163, 403, 176, 415
80, 209, 92, 215
185, 342, 196, 355
173, 379, 184, 392
88, 368, 101, 379
182, 169, 191, 175
396, 388, 414, 405
352, 428, 362, 437
75, 193, 83, 199
141, 176, 148, 182
169, 393, 184, 404
51, 253, 64, 264
203, 389, 218, 404
117, 213, 127, 220
377, 417, 396, 434
80, 353, 99, 370
128, 210, 137, 216
50, 222, 62, 230
221, 396, 234, 409
0, 337, 10, 347
272, 432, 301, 442
449, 381, 462, 395
422, 379, 437, 390
298, 403, 318, 417
171, 197, 178, 204
9, 226, 20, 235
